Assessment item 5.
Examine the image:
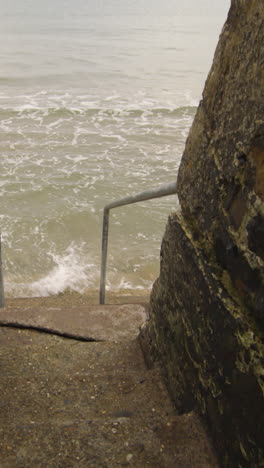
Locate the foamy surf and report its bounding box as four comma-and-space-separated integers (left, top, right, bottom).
0, 0, 230, 297
5, 243, 96, 298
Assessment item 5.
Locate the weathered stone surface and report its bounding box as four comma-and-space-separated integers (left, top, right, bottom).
146, 213, 264, 467
142, 1, 264, 467
177, 0, 264, 322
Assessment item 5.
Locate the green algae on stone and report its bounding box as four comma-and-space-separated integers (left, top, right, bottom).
142, 2, 264, 464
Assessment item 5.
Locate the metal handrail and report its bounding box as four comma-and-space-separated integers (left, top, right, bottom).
0, 233, 4, 308
99, 181, 177, 304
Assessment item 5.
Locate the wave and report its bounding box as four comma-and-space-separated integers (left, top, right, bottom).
0, 104, 197, 120
4, 242, 155, 298
5, 242, 97, 297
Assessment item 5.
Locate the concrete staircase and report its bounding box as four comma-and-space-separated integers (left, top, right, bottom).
0, 297, 219, 467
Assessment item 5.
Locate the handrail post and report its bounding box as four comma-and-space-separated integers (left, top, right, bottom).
99, 181, 177, 305
0, 233, 4, 308
99, 208, 110, 304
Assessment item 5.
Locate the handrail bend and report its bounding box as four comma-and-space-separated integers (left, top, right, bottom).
99, 181, 177, 304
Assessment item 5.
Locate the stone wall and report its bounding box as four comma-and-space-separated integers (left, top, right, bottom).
143, 1, 264, 466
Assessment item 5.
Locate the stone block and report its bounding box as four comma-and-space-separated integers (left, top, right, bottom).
148, 213, 264, 467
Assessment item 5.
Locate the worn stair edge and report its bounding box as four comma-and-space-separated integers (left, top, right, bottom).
0, 327, 219, 468
0, 303, 148, 342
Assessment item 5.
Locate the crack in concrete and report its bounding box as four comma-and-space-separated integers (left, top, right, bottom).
0, 322, 101, 342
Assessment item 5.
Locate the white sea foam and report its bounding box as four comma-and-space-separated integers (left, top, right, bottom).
5, 243, 96, 297
0, 69, 197, 300
106, 277, 147, 291
46, 118, 66, 129
0, 0, 230, 297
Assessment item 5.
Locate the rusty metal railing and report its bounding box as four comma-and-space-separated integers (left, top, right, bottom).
99, 181, 177, 304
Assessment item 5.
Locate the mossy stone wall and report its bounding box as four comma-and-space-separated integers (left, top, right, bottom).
145, 1, 264, 466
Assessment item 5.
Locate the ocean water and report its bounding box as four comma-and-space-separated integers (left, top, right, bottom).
0, 0, 230, 297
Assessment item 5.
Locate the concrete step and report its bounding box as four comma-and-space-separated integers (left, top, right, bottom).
0, 298, 219, 467
0, 300, 148, 341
